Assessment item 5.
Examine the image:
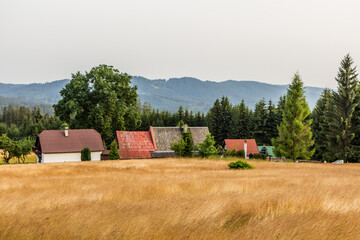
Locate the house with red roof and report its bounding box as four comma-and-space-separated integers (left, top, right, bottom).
224, 139, 259, 159
33, 128, 105, 163
116, 129, 156, 159
116, 126, 209, 159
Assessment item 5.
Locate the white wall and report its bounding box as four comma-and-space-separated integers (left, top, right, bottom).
42, 151, 102, 163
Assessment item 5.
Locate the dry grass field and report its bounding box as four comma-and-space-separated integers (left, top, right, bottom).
1, 158, 360, 239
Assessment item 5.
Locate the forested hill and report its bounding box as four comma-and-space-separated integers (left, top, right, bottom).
131, 76, 324, 112
0, 77, 324, 113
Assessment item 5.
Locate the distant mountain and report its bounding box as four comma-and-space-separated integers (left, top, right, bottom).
0, 77, 324, 113
0, 79, 69, 104
131, 76, 324, 112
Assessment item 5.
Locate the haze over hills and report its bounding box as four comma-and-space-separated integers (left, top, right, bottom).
0, 77, 324, 113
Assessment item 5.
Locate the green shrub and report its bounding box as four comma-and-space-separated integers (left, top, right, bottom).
171, 130, 194, 157
228, 160, 255, 170
198, 133, 218, 158
170, 138, 186, 156
109, 140, 120, 160
226, 149, 245, 158
249, 153, 267, 160
81, 147, 91, 161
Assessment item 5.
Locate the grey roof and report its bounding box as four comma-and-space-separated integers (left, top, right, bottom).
152, 127, 209, 151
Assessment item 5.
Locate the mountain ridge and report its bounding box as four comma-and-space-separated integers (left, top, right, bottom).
0, 77, 324, 113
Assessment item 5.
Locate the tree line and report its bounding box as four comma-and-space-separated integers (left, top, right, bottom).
1, 54, 360, 162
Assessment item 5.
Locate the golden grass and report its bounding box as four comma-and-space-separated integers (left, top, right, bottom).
0, 151, 37, 164
1, 158, 360, 239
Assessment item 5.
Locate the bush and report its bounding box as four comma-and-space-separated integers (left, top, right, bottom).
81, 147, 91, 161
249, 153, 267, 160
171, 130, 194, 157
170, 138, 186, 156
198, 133, 218, 158
226, 149, 245, 158
228, 160, 255, 170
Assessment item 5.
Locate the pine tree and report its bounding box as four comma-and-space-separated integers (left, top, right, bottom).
264, 100, 278, 145
219, 96, 232, 145
229, 100, 250, 139
325, 54, 359, 162
272, 73, 314, 161
207, 99, 222, 145
253, 99, 268, 145
276, 95, 286, 127
311, 89, 331, 160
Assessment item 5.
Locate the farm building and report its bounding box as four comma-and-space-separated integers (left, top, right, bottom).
224, 139, 259, 159
116, 126, 209, 159
33, 128, 105, 163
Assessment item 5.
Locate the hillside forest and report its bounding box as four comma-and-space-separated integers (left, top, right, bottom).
0, 54, 359, 162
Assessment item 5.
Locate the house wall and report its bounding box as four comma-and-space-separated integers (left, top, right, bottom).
41, 151, 102, 163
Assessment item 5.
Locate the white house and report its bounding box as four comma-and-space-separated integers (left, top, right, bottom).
33, 128, 105, 163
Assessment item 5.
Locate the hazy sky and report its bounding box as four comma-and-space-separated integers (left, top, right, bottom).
1, 0, 359, 88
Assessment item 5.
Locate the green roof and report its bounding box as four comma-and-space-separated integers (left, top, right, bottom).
258, 146, 275, 157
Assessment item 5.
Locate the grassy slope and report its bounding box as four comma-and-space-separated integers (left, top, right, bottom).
0, 158, 359, 239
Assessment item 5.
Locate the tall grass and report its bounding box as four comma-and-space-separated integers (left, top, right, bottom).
0, 158, 359, 239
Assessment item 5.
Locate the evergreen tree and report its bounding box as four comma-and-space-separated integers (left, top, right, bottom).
253, 99, 267, 145
264, 100, 278, 145
311, 89, 331, 160
207, 99, 222, 145
218, 96, 232, 145
109, 140, 120, 160
276, 95, 286, 127
272, 73, 314, 161
324, 54, 359, 162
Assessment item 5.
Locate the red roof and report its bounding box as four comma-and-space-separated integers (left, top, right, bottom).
224, 139, 259, 155
36, 129, 105, 153
116, 131, 156, 159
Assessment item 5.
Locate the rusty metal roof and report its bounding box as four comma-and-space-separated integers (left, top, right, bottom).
37, 129, 105, 153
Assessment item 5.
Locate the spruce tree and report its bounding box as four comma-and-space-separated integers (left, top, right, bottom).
253, 99, 268, 145
272, 73, 314, 161
325, 54, 359, 162
219, 96, 232, 144
207, 99, 222, 145
311, 89, 331, 160
264, 100, 278, 145
109, 140, 120, 160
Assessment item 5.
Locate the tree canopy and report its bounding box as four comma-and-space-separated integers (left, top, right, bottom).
54, 65, 141, 143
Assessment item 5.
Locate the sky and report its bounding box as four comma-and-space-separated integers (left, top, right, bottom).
0, 0, 359, 88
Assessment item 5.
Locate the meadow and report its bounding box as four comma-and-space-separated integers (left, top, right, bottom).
0, 158, 360, 239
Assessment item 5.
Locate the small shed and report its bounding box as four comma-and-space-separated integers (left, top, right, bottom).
33, 128, 105, 163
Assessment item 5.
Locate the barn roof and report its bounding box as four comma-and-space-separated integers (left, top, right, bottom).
224, 139, 259, 155
36, 129, 105, 153
116, 131, 156, 159
152, 127, 209, 151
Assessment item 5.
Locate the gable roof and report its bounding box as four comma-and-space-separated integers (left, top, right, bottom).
116, 131, 156, 159
224, 139, 259, 155
258, 146, 275, 157
152, 127, 209, 151
36, 129, 105, 153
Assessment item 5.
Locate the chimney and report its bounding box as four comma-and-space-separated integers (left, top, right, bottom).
244, 139, 248, 159
65, 127, 69, 137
